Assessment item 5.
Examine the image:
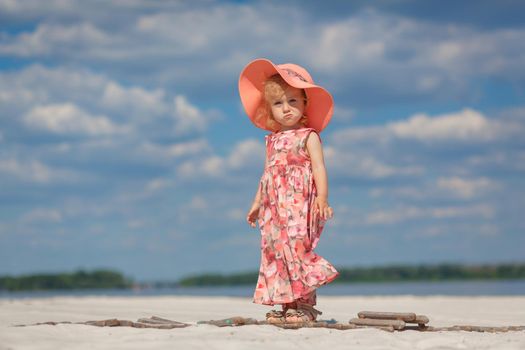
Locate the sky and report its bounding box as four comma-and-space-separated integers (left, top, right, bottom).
0, 0, 524, 282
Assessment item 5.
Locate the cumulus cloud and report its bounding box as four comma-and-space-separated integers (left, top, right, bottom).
0, 158, 79, 184
189, 196, 208, 210
332, 108, 518, 147
227, 139, 265, 170
322, 108, 525, 223
102, 81, 166, 117
23, 103, 125, 136
176, 138, 264, 179
20, 208, 63, 224
365, 203, 495, 225
388, 108, 503, 142
369, 175, 500, 201
177, 155, 223, 178
173, 95, 209, 135
436, 176, 499, 199
139, 139, 210, 161
0, 22, 110, 56
0, 65, 220, 145
327, 151, 424, 180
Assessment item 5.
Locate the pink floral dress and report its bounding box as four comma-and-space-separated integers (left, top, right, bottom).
253, 127, 339, 306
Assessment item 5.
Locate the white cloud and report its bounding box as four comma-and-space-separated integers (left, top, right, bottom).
173, 95, 208, 135
333, 105, 355, 123
0, 65, 105, 114
0, 158, 79, 183
404, 223, 501, 239
330, 125, 389, 147
102, 81, 166, 116
227, 208, 245, 221
189, 196, 208, 210
365, 204, 495, 225
327, 151, 423, 179
332, 108, 521, 148
368, 177, 500, 202
24, 103, 125, 135
206, 233, 256, 251
436, 176, 499, 199
326, 107, 525, 184
20, 208, 62, 224
145, 178, 170, 193
139, 139, 210, 159
177, 155, 224, 178
421, 28, 525, 79
388, 108, 500, 142
0, 22, 110, 56
176, 138, 265, 179
369, 186, 425, 200
311, 13, 387, 69
227, 139, 265, 170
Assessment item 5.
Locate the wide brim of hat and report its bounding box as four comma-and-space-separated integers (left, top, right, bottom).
239, 58, 333, 133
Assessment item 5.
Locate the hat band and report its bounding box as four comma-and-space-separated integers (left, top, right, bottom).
281, 68, 308, 83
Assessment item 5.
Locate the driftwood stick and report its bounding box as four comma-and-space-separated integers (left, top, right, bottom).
356, 325, 396, 332
358, 311, 416, 322
197, 316, 259, 327
82, 317, 190, 328
130, 322, 182, 329
136, 318, 187, 326
150, 316, 188, 325
350, 317, 406, 330
427, 325, 525, 333
85, 319, 121, 327
414, 315, 430, 325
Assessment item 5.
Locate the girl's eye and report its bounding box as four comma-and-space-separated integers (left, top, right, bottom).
289, 98, 297, 104
273, 101, 282, 106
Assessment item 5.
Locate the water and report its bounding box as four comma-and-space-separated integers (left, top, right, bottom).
1, 280, 524, 299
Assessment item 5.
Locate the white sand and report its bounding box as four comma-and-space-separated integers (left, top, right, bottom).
1, 295, 524, 350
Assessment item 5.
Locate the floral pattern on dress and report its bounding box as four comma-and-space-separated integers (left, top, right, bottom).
253, 127, 339, 306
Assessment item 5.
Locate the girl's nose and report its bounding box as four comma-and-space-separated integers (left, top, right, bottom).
282, 101, 290, 111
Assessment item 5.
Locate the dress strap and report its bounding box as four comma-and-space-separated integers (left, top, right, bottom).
299, 127, 321, 153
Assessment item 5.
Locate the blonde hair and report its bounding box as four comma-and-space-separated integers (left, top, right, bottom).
254, 75, 308, 132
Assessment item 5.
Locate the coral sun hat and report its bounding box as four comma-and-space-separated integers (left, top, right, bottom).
239, 58, 334, 133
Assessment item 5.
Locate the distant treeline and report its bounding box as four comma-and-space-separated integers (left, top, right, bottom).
2, 263, 525, 291
0, 269, 133, 292
177, 263, 525, 286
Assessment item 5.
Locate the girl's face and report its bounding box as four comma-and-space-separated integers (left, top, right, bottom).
269, 86, 306, 130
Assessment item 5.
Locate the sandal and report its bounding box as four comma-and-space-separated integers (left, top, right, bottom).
284, 302, 322, 323
265, 309, 286, 324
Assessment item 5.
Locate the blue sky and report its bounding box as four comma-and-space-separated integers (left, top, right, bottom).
1, 0, 524, 282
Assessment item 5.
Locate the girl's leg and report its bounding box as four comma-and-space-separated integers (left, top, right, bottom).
266, 303, 293, 324
285, 291, 322, 322
297, 290, 316, 306
266, 301, 298, 323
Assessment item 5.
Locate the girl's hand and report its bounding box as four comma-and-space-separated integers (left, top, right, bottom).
246, 202, 260, 228
315, 196, 334, 220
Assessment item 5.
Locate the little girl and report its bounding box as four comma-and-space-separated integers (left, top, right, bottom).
238, 58, 339, 324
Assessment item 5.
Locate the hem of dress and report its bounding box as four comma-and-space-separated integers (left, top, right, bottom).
252, 270, 340, 306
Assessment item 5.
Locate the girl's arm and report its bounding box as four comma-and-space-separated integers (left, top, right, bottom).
306, 132, 334, 220
246, 149, 268, 228
246, 177, 263, 228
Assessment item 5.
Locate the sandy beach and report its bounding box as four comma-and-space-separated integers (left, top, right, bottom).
1, 295, 524, 350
